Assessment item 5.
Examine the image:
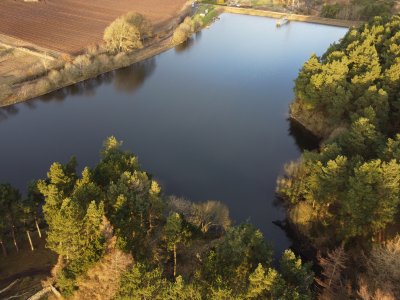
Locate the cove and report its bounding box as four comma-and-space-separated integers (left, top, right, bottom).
0, 14, 347, 255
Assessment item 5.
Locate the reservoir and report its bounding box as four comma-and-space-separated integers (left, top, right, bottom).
0, 14, 347, 255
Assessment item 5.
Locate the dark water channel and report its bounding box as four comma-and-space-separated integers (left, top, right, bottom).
0, 14, 347, 255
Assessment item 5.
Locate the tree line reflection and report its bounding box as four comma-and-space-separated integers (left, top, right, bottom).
0, 58, 157, 122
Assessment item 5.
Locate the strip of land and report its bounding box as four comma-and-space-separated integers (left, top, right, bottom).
221, 6, 363, 27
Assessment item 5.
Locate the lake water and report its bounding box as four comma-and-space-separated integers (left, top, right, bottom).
0, 14, 347, 255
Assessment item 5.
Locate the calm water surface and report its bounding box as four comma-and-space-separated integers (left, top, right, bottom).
0, 14, 347, 255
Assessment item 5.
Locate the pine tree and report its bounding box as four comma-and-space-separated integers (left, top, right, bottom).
164, 213, 191, 278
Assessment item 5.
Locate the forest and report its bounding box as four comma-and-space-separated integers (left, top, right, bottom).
279, 14, 400, 298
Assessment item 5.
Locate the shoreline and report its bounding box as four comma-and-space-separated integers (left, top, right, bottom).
221, 6, 362, 28
0, 6, 360, 108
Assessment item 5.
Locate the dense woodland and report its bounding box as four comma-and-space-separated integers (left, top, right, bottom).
279, 15, 400, 298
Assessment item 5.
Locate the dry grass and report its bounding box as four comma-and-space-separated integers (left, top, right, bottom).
0, 46, 51, 86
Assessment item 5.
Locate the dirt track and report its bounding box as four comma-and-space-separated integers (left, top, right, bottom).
0, 0, 187, 54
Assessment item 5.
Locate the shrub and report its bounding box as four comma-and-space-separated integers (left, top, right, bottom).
27, 62, 45, 77
113, 52, 130, 67
62, 62, 80, 82
172, 19, 194, 45
17, 84, 35, 99
73, 55, 91, 76
35, 78, 52, 94
321, 3, 341, 18
97, 54, 112, 69
47, 69, 63, 85
104, 12, 152, 52
86, 44, 100, 57
0, 84, 12, 101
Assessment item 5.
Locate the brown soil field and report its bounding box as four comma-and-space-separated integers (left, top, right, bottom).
0, 0, 188, 54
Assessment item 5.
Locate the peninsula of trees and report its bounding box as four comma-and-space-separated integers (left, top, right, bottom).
279, 15, 400, 298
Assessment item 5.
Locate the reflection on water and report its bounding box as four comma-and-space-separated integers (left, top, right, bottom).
174, 38, 196, 53
113, 59, 156, 93
0, 58, 157, 118
0, 105, 18, 123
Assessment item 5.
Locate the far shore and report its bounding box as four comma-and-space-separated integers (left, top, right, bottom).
221, 6, 363, 27
0, 6, 360, 108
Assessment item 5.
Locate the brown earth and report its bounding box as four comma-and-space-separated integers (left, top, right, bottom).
0, 0, 188, 54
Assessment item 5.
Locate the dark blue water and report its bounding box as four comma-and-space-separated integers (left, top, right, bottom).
0, 14, 347, 255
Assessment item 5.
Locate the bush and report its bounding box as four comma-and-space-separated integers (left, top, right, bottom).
321, 3, 341, 18
35, 78, 52, 94
0, 84, 12, 101
47, 69, 63, 85
62, 62, 80, 82
168, 197, 231, 234
17, 84, 35, 98
104, 12, 152, 52
113, 52, 130, 67
27, 62, 45, 78
172, 27, 190, 44
97, 54, 112, 69
73, 55, 91, 76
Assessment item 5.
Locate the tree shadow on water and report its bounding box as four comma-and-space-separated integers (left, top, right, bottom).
288, 118, 320, 152
0, 58, 157, 121
113, 58, 156, 93
174, 37, 195, 54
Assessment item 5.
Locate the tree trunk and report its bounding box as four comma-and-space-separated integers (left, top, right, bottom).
140, 212, 144, 228
11, 225, 19, 253
35, 219, 42, 238
0, 238, 7, 257
173, 244, 177, 278
27, 230, 34, 251
147, 213, 153, 235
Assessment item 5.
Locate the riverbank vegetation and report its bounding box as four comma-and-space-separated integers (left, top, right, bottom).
278, 14, 400, 298
203, 0, 399, 21
0, 137, 314, 299
172, 5, 219, 45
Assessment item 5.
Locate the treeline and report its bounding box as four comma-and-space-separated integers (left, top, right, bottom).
278, 15, 400, 298
1, 137, 315, 299
0, 183, 44, 255
321, 0, 396, 21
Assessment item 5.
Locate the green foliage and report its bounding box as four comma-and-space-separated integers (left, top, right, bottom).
39, 161, 106, 290
321, 3, 341, 19
285, 16, 400, 250
340, 159, 400, 240
245, 251, 314, 300
202, 223, 272, 291
116, 263, 168, 299
279, 250, 314, 296
321, 0, 395, 21
295, 16, 400, 133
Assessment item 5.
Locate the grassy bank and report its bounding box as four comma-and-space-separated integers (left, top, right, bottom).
222, 6, 362, 27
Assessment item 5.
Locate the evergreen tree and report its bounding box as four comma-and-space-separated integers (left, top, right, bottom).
164, 213, 191, 278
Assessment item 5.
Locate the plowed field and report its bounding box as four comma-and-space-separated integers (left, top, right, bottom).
0, 0, 187, 54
